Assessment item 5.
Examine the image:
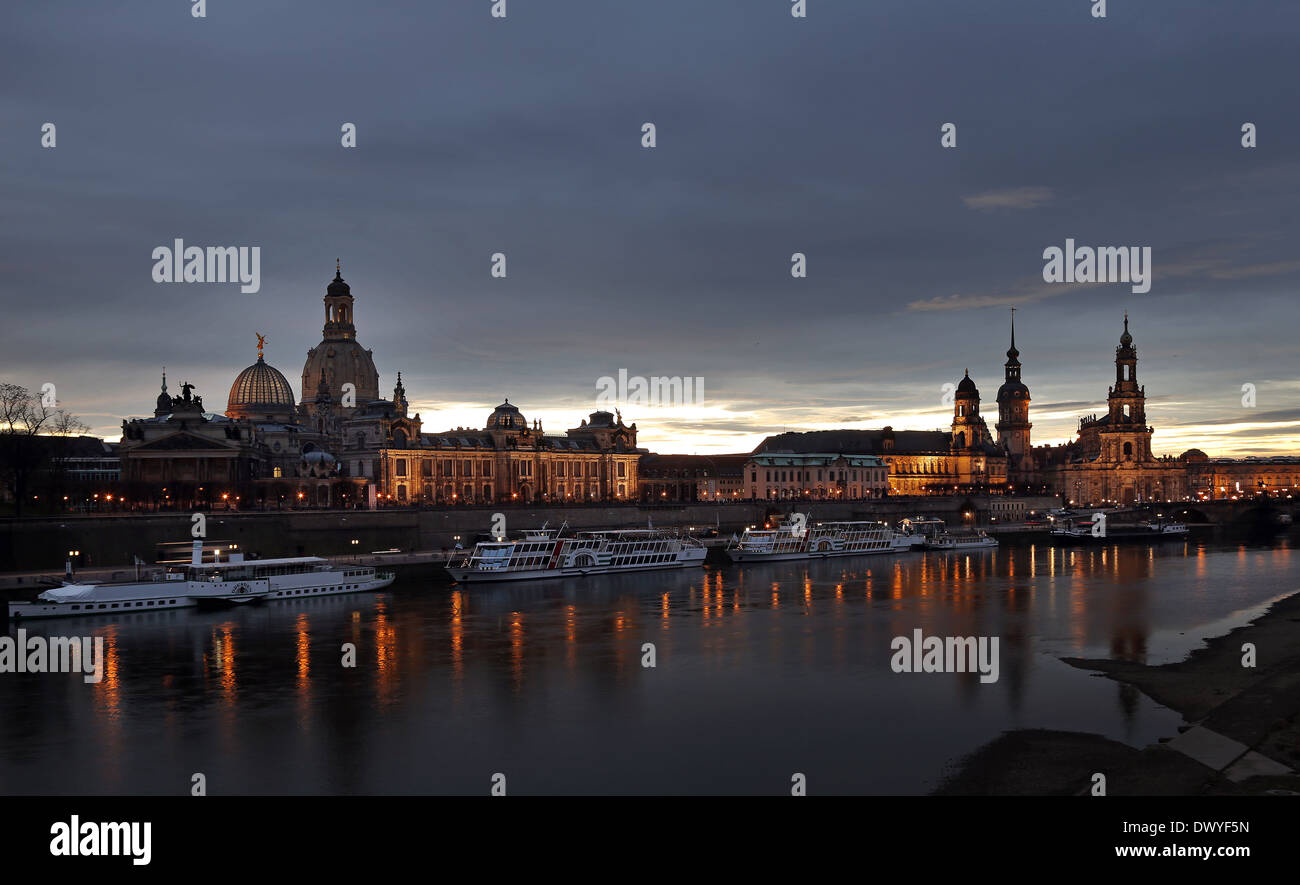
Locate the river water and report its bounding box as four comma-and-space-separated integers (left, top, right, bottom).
1, 535, 1296, 795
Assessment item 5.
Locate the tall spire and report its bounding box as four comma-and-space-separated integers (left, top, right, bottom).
393, 371, 408, 416
155, 367, 172, 416
1007, 307, 1019, 360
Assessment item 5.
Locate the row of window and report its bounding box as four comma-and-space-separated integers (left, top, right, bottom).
395, 459, 496, 479
759, 469, 885, 482
391, 482, 631, 502
611, 554, 674, 565
764, 488, 879, 498
390, 458, 628, 479
68, 599, 179, 611
275, 585, 359, 596
885, 461, 955, 476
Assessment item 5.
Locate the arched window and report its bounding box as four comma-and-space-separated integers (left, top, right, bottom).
1123, 442, 1133, 460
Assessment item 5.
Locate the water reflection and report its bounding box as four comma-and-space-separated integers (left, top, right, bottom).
0, 536, 1294, 795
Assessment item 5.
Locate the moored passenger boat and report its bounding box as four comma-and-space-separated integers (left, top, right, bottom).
924, 530, 998, 550
894, 516, 946, 549
895, 517, 997, 550
8, 542, 395, 621
446, 528, 706, 583
727, 520, 908, 563
1050, 514, 1188, 543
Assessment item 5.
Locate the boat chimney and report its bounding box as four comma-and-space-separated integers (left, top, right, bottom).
191, 539, 203, 567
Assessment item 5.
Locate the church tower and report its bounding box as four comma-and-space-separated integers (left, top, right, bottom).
1099, 313, 1152, 463
300, 260, 381, 420
951, 370, 984, 451
995, 309, 1031, 459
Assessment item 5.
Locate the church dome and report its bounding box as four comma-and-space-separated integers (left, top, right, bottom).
1119, 314, 1134, 349
487, 400, 525, 430
956, 370, 978, 396
327, 267, 351, 297
300, 263, 380, 414
301, 340, 380, 409
228, 356, 297, 421
155, 372, 172, 414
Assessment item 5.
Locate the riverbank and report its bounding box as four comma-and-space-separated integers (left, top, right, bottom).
0, 495, 1063, 572
935, 590, 1300, 795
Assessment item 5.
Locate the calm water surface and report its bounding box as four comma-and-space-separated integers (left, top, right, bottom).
2, 536, 1296, 794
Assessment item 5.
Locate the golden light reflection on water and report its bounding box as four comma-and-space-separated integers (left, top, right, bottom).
450, 590, 465, 684
92, 625, 122, 719
295, 613, 310, 725
88, 625, 123, 785
510, 611, 524, 692
373, 600, 398, 708
214, 624, 236, 703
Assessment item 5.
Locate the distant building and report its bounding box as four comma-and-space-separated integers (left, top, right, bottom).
1042, 316, 1190, 506
1183, 453, 1300, 501
117, 264, 645, 507
638, 453, 749, 502
375, 402, 644, 505
119, 377, 265, 490
744, 452, 887, 500
0, 434, 119, 506
96, 279, 1300, 511
48, 436, 119, 484
752, 370, 1010, 498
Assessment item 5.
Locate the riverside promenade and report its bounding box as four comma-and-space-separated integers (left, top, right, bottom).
0, 495, 1062, 579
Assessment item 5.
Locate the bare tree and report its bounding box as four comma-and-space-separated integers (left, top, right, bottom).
0, 382, 90, 517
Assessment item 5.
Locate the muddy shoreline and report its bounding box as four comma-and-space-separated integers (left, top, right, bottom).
935, 591, 1300, 795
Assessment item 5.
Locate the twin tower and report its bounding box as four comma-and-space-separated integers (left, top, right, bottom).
948, 313, 1032, 464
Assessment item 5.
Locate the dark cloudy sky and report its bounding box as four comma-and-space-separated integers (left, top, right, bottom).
3, 1, 1298, 455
